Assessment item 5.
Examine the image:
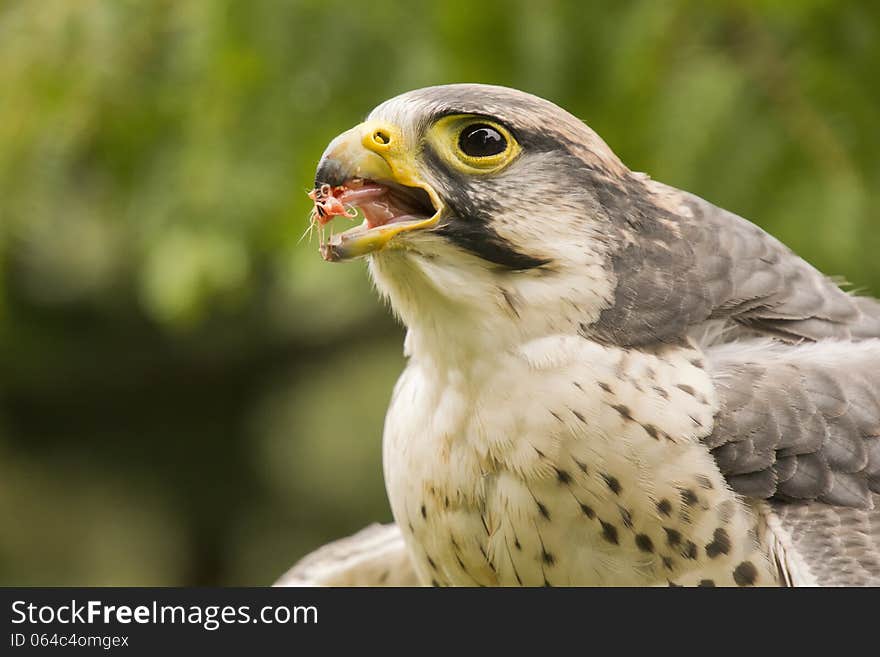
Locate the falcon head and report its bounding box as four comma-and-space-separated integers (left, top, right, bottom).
311, 84, 649, 350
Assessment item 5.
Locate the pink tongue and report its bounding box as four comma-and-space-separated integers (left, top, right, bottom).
336, 185, 399, 229
361, 200, 404, 228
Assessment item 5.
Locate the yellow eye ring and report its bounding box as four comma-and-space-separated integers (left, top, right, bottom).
429, 115, 520, 173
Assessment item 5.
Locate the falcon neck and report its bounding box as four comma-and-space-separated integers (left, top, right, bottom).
367, 249, 611, 370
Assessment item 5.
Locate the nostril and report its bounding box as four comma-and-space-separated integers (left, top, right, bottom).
372, 130, 391, 146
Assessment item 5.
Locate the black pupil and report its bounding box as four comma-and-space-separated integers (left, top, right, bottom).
459, 124, 506, 157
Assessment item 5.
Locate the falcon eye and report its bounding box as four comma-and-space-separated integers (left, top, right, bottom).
428, 114, 519, 173
458, 124, 507, 158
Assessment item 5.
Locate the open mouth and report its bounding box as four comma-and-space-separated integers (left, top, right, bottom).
308, 179, 439, 261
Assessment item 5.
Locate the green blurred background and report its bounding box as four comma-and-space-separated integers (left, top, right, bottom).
1, 0, 877, 585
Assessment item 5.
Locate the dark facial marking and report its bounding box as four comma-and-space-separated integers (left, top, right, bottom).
516, 126, 593, 158
436, 221, 550, 270
664, 528, 682, 546
421, 147, 550, 271
657, 499, 673, 517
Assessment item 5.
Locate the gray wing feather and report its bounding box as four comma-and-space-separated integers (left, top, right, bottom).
705, 340, 880, 508
589, 178, 880, 346
764, 496, 880, 586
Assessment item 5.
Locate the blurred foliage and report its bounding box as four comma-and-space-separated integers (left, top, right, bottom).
0, 0, 877, 584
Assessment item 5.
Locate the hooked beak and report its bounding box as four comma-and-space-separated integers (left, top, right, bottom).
312, 121, 443, 262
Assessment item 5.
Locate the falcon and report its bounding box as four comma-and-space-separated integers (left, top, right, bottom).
281, 84, 880, 587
